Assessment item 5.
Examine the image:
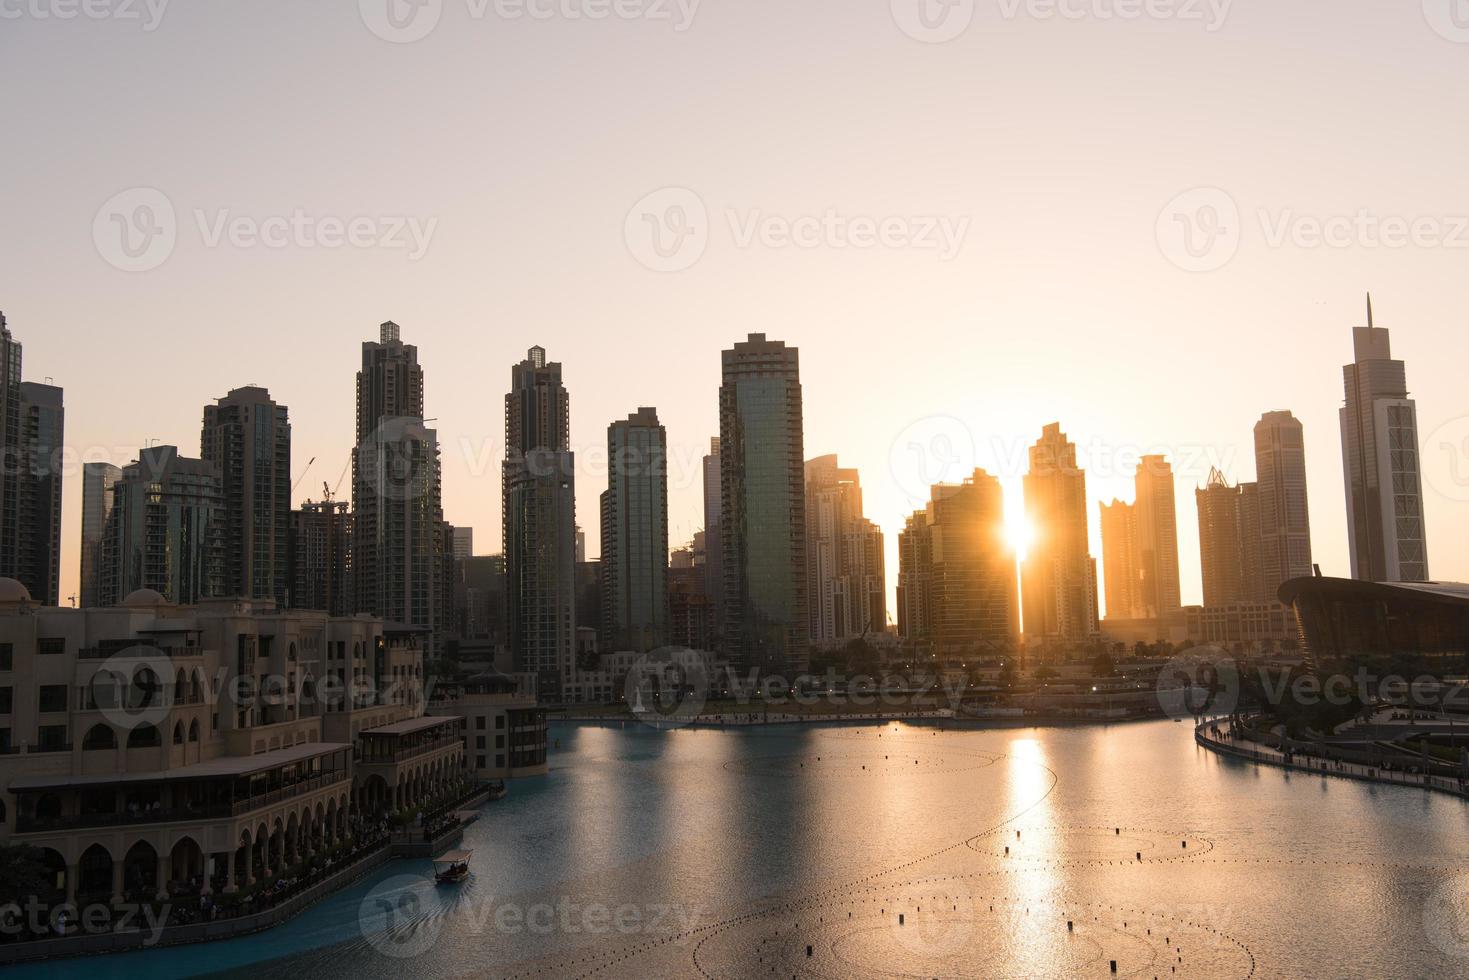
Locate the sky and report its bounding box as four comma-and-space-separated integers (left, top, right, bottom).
3, 0, 1467, 621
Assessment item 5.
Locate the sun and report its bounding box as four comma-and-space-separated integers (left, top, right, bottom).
1004, 511, 1035, 560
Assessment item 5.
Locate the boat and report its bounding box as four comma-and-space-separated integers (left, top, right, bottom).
433, 849, 472, 884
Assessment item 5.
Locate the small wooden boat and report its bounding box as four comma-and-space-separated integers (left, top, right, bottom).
433, 849, 472, 884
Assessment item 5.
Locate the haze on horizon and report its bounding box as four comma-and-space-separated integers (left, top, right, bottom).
3, 1, 1467, 619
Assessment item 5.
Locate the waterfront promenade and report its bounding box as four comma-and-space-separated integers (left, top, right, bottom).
1194, 718, 1469, 800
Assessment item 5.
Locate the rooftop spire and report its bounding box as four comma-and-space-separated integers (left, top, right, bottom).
1366, 292, 1374, 330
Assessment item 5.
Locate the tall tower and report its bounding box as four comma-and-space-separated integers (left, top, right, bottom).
701, 437, 723, 645
1340, 297, 1427, 583
1134, 454, 1181, 619
16, 382, 64, 605
202, 386, 291, 603
1098, 499, 1139, 619
352, 322, 443, 650
1255, 410, 1312, 596
911, 471, 1016, 655
1021, 423, 1099, 646
600, 407, 669, 653
103, 446, 225, 605
504, 346, 576, 692
80, 462, 122, 608
1195, 467, 1245, 606
0, 314, 20, 583
719, 334, 808, 677
804, 455, 886, 645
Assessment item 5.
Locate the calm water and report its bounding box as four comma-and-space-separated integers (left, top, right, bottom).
16, 718, 1469, 978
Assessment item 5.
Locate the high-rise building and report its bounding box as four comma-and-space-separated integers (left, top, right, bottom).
1340, 298, 1427, 583
1021, 423, 1099, 646
1254, 410, 1312, 597
202, 386, 291, 603
102, 445, 225, 606
503, 346, 577, 692
600, 408, 669, 653
352, 322, 444, 651
1133, 455, 1180, 619
719, 334, 808, 677
0, 314, 20, 586
1098, 499, 1139, 620
701, 437, 723, 646
353, 320, 425, 613
16, 382, 64, 605
1195, 467, 1246, 607
896, 510, 932, 643
0, 317, 65, 606
452, 527, 474, 561
1238, 481, 1266, 602
289, 497, 352, 615
899, 471, 1017, 655
80, 461, 121, 608
804, 455, 886, 645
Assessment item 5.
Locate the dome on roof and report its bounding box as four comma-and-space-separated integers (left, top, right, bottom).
121, 588, 170, 608
0, 578, 32, 604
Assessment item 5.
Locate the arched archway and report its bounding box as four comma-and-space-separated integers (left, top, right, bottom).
169, 836, 204, 890
35, 847, 66, 903
174, 668, 188, 704
83, 723, 117, 750
128, 724, 161, 748
188, 719, 200, 742
78, 843, 113, 902
122, 840, 160, 899
173, 721, 185, 745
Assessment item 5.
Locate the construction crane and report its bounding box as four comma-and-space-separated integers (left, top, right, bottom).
292, 456, 317, 494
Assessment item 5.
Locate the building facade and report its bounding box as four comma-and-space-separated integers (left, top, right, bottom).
80, 463, 122, 610
804, 455, 886, 646
599, 408, 669, 653
288, 498, 352, 616
1099, 499, 1140, 620
101, 446, 225, 607
1340, 301, 1428, 583
1021, 423, 1099, 647
503, 347, 576, 694
16, 382, 64, 606
1255, 410, 1312, 597
718, 334, 808, 677
202, 386, 291, 604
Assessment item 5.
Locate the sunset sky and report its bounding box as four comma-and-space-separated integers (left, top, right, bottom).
3, 1, 1467, 618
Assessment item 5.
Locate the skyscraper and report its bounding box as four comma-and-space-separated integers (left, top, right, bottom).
102, 445, 225, 605
599, 407, 669, 653
1255, 410, 1312, 596
452, 527, 474, 561
804, 455, 886, 645
504, 346, 577, 691
0, 314, 20, 585
202, 386, 291, 603
1098, 499, 1140, 620
1340, 298, 1427, 582
1196, 467, 1246, 607
701, 437, 723, 646
289, 497, 352, 615
719, 334, 808, 677
1021, 423, 1099, 646
352, 322, 444, 650
899, 471, 1017, 655
80, 461, 121, 608
1133, 454, 1181, 619
16, 382, 64, 605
